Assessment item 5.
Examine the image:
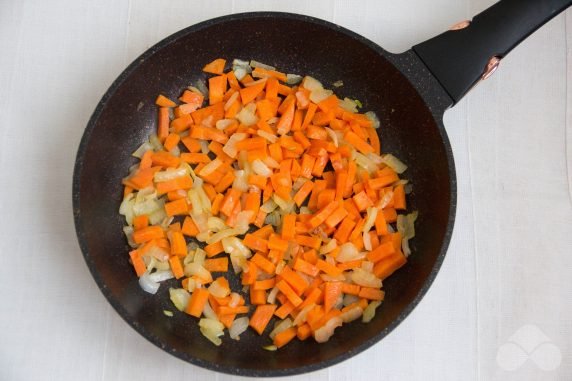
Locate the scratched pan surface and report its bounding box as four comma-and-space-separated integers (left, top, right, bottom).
73, 13, 455, 376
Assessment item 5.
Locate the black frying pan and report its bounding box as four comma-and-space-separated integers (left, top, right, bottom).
73, 0, 571, 376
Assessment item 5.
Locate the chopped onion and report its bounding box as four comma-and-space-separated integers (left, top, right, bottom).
351, 268, 382, 288
363, 231, 372, 251
233, 58, 251, 72
309, 88, 333, 104
362, 301, 382, 323
187, 85, 205, 97
208, 280, 230, 298
207, 217, 227, 232
362, 207, 378, 233
257, 129, 278, 143
378, 189, 394, 209
332, 80, 344, 87
199, 318, 224, 346
263, 156, 280, 169
184, 277, 196, 292
402, 238, 412, 257
286, 73, 303, 84
314, 316, 343, 343
249, 60, 275, 70
267, 286, 279, 304
293, 304, 315, 326
397, 211, 418, 240
154, 166, 187, 182
336, 242, 364, 263
263, 345, 277, 351
343, 294, 359, 307
163, 310, 173, 317
301, 76, 323, 91
365, 111, 381, 129
265, 211, 281, 227
199, 158, 222, 177
319, 239, 338, 255
223, 132, 247, 158
325, 127, 338, 147
199, 139, 210, 154
320, 274, 346, 282
354, 152, 378, 174
237, 103, 258, 126
206, 228, 241, 244
361, 261, 374, 273
234, 211, 253, 235
269, 318, 293, 339
139, 273, 160, 294
229, 317, 249, 340
229, 292, 241, 308
149, 134, 164, 151
119, 194, 135, 225
169, 288, 190, 311
149, 270, 174, 282
339, 97, 358, 113
146, 245, 169, 261
202, 300, 218, 320
222, 237, 251, 258
381, 153, 408, 174
194, 79, 209, 98
132, 142, 153, 158
216, 118, 235, 131
252, 159, 272, 177
340, 306, 363, 323
224, 91, 240, 110
123, 226, 137, 248
184, 262, 211, 280
233, 67, 247, 80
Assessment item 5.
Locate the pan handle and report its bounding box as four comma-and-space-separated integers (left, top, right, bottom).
412, 0, 571, 104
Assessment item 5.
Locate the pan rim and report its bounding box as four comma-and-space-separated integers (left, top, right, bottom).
72, 11, 457, 377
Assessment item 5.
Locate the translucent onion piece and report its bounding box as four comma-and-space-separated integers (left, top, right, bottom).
286, 73, 303, 84
365, 111, 381, 129
314, 316, 343, 343
381, 153, 408, 174
362, 301, 382, 323
340, 306, 363, 323
229, 317, 249, 340
252, 159, 272, 177
351, 268, 382, 288
199, 318, 224, 346
336, 242, 364, 263
301, 76, 323, 91
169, 288, 190, 311
249, 60, 275, 70
269, 318, 293, 340
149, 270, 174, 282
139, 273, 160, 294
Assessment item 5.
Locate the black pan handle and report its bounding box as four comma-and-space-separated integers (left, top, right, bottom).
413, 0, 571, 104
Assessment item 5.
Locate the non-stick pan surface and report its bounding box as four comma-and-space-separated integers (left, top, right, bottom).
73, 0, 570, 375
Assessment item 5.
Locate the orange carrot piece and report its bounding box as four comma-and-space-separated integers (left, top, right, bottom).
323, 282, 343, 313
208, 75, 227, 105
393, 184, 406, 210
252, 224, 274, 239
204, 257, 229, 272
251, 252, 276, 274
205, 241, 224, 257
243, 234, 269, 253
352, 190, 373, 212
297, 323, 312, 340
156, 176, 193, 195
316, 259, 343, 276
344, 130, 374, 155
242, 262, 258, 286
276, 100, 296, 135
268, 234, 289, 252
156, 94, 177, 108
218, 305, 250, 315
293, 257, 320, 277
383, 207, 398, 223
220, 188, 241, 217
164, 198, 189, 216
308, 201, 338, 228
358, 287, 385, 301
240, 80, 266, 104
274, 301, 295, 319
302, 103, 317, 129
295, 235, 322, 250
158, 107, 170, 142
133, 214, 149, 230
276, 280, 303, 307
180, 153, 210, 164
293, 180, 314, 207
249, 304, 277, 334
273, 327, 297, 348
133, 226, 164, 244
186, 288, 210, 317
367, 241, 395, 263
324, 206, 348, 229
341, 283, 361, 296
203, 58, 226, 74
373, 252, 407, 280
311, 154, 329, 177
317, 189, 335, 210
253, 278, 276, 291
181, 216, 199, 237
151, 151, 180, 168
281, 214, 296, 240
280, 266, 309, 294
169, 256, 184, 279
179, 90, 204, 108
368, 174, 399, 190
129, 250, 147, 277
227, 70, 240, 90
250, 288, 267, 305
169, 231, 187, 257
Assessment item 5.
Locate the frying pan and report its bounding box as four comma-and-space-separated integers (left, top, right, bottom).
73, 0, 571, 376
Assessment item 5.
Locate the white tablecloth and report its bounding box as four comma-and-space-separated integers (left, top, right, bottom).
1, 1, 570, 380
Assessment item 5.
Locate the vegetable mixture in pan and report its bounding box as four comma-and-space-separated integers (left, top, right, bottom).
119, 58, 417, 349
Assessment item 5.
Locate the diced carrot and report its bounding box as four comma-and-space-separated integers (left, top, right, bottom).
367, 241, 395, 263
133, 226, 164, 244
323, 282, 343, 313
280, 266, 309, 295
358, 287, 385, 301
249, 304, 277, 335
295, 235, 322, 250
276, 100, 296, 135
240, 80, 266, 104
181, 216, 199, 237
205, 241, 224, 257
243, 234, 269, 253
276, 280, 302, 307
251, 253, 275, 274
316, 259, 343, 277
250, 288, 267, 305
341, 283, 361, 296
352, 190, 373, 212
253, 278, 276, 291
129, 250, 147, 277
158, 107, 170, 141
308, 201, 338, 228
203, 58, 226, 74
297, 323, 312, 340
169, 231, 187, 257
373, 252, 407, 280
204, 257, 229, 272
281, 214, 296, 240
185, 288, 210, 317
164, 198, 189, 216
274, 301, 295, 320
156, 176, 193, 195
383, 207, 398, 223
293, 180, 314, 207
273, 327, 297, 348
168, 256, 184, 279
133, 214, 149, 230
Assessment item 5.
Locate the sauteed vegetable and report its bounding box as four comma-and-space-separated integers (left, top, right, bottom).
119, 58, 417, 348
